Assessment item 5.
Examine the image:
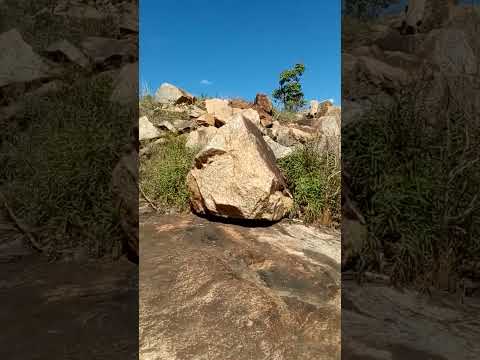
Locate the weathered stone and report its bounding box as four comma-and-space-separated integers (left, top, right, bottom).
270, 122, 315, 147
80, 37, 136, 65
205, 98, 234, 126
263, 136, 294, 160
111, 149, 138, 262
341, 218, 368, 269
313, 115, 340, 137
195, 113, 216, 127
172, 119, 194, 133
139, 116, 161, 141
154, 83, 195, 105
54, 2, 104, 19
0, 29, 52, 88
140, 214, 340, 359
110, 62, 138, 105
254, 93, 273, 114
187, 105, 204, 118
157, 120, 177, 133
310, 100, 319, 116
185, 126, 218, 150
229, 98, 251, 109
45, 39, 90, 68
420, 28, 477, 75
186, 114, 293, 221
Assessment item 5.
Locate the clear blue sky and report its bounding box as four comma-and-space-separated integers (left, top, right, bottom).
140, 0, 341, 105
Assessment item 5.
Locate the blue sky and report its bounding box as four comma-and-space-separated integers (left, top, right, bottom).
140, 0, 341, 105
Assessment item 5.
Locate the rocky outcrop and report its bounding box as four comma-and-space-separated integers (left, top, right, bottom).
204, 98, 236, 126
140, 214, 340, 360
263, 135, 294, 160
139, 116, 162, 141
155, 82, 195, 105
186, 126, 218, 150
80, 36, 137, 65
186, 114, 293, 221
45, 39, 90, 69
110, 62, 138, 105
0, 29, 53, 87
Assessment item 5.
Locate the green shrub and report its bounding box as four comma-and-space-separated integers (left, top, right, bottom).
140, 135, 196, 212
279, 139, 341, 225
0, 73, 132, 257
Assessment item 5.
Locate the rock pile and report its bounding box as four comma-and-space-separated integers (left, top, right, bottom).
139, 82, 341, 221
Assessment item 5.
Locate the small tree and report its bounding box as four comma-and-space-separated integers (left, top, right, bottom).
272, 63, 306, 112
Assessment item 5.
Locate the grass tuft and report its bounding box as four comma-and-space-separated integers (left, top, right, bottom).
279, 138, 341, 225
140, 135, 196, 213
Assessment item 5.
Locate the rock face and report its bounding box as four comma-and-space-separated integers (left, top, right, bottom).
155, 82, 195, 105
140, 214, 340, 360
254, 93, 273, 113
204, 98, 235, 126
186, 115, 294, 221
139, 116, 161, 141
263, 135, 293, 160
110, 62, 138, 105
111, 149, 138, 262
185, 126, 218, 150
0, 29, 52, 87
45, 39, 90, 68
80, 36, 136, 65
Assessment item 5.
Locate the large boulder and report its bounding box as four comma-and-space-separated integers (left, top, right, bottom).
80, 36, 136, 65
186, 115, 293, 221
0, 29, 52, 87
45, 39, 90, 69
110, 62, 138, 105
154, 83, 195, 105
205, 98, 235, 126
139, 116, 162, 141
254, 93, 273, 114
185, 126, 218, 150
263, 136, 293, 160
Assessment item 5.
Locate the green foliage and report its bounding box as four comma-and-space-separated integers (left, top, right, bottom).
272, 63, 306, 112
0, 74, 132, 257
279, 139, 341, 225
343, 87, 480, 286
140, 136, 196, 212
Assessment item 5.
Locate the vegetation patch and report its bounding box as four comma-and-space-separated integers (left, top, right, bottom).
140, 135, 196, 213
342, 86, 480, 287
279, 139, 341, 226
0, 73, 132, 257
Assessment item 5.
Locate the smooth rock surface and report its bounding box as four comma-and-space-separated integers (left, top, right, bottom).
140, 214, 340, 360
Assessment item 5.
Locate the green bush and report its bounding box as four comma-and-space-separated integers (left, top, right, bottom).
279, 139, 341, 225
140, 135, 196, 212
343, 87, 480, 286
0, 73, 132, 257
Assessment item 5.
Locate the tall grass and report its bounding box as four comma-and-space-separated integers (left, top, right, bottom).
342, 82, 480, 286
0, 73, 133, 257
279, 138, 341, 225
140, 135, 196, 213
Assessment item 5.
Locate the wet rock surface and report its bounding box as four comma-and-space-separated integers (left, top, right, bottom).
140, 214, 340, 360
